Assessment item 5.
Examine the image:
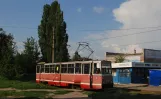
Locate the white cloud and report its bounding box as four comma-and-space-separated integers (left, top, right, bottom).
93, 6, 104, 14
16, 41, 24, 53
84, 0, 161, 60
77, 8, 82, 12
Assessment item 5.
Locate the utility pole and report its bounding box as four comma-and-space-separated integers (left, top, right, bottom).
52, 27, 55, 63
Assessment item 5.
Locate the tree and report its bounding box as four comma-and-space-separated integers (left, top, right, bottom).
72, 51, 81, 61
0, 28, 19, 79
115, 55, 125, 63
22, 37, 40, 73
38, 1, 69, 63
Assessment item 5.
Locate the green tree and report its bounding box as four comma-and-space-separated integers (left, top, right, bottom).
0, 28, 19, 79
72, 51, 81, 61
38, 1, 69, 63
115, 55, 125, 63
22, 37, 40, 73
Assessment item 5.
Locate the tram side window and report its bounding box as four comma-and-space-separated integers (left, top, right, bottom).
41, 65, 44, 73
36, 65, 40, 73
45, 65, 50, 73
94, 63, 101, 74
68, 64, 74, 73
75, 63, 81, 74
83, 64, 90, 74
55, 65, 60, 73
50, 65, 55, 73
61, 64, 67, 73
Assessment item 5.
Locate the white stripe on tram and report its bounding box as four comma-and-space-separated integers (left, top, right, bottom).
36, 79, 101, 86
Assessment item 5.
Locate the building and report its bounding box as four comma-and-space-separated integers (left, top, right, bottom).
112, 62, 161, 84
106, 48, 161, 63
106, 50, 143, 63
149, 69, 161, 86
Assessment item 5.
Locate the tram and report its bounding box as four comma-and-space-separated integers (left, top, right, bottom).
36, 60, 113, 90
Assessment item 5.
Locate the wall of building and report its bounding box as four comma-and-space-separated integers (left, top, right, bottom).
143, 49, 161, 63
106, 55, 142, 63
124, 55, 141, 62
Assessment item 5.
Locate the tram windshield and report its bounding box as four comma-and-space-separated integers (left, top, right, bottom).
102, 67, 112, 74
101, 61, 112, 74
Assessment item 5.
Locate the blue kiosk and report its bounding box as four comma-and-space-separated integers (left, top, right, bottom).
112, 62, 161, 84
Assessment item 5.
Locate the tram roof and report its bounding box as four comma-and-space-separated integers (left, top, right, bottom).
44, 60, 110, 65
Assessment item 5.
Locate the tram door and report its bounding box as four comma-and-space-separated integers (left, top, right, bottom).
55, 64, 61, 86
36, 65, 41, 81
90, 63, 93, 88
82, 63, 92, 88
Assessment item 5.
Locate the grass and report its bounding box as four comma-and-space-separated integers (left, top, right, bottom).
0, 91, 50, 98
0, 75, 74, 98
0, 79, 58, 90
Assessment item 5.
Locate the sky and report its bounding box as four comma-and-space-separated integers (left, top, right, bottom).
1, 0, 161, 60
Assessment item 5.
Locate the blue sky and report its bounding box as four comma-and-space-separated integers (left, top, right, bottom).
0, 0, 124, 42
2, 0, 160, 59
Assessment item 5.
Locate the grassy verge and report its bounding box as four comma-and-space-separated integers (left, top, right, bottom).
0, 91, 50, 98
0, 90, 73, 98
0, 79, 57, 90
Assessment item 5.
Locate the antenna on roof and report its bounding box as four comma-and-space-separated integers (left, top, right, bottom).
75, 42, 94, 60
134, 49, 136, 54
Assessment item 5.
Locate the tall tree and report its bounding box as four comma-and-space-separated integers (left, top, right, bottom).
38, 1, 69, 63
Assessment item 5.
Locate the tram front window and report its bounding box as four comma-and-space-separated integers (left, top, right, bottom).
102, 67, 111, 74
94, 63, 101, 74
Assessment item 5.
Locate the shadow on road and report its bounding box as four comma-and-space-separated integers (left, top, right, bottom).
89, 88, 161, 99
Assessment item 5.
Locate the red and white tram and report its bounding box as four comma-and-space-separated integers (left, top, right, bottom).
36, 60, 113, 90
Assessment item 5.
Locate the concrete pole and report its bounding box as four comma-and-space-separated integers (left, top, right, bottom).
52, 27, 55, 63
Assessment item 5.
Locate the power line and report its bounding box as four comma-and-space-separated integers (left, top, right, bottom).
85, 28, 161, 42
112, 39, 161, 47
78, 25, 161, 31
1, 25, 161, 31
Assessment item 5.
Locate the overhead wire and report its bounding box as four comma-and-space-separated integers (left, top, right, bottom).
1, 25, 161, 31
85, 28, 161, 42
1, 25, 161, 49
112, 39, 161, 47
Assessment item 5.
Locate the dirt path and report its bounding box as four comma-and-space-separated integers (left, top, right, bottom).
52, 91, 91, 99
